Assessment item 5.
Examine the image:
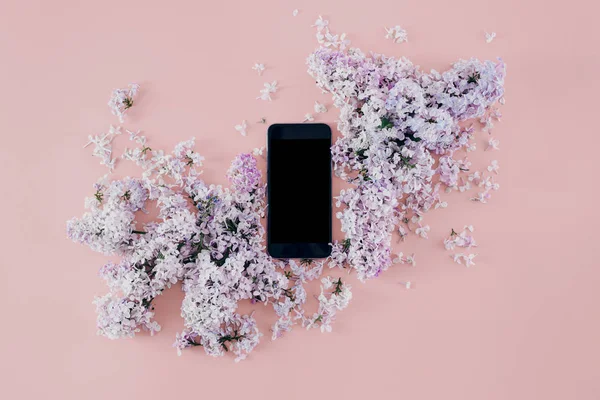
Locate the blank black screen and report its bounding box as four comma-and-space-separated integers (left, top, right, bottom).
269, 137, 331, 243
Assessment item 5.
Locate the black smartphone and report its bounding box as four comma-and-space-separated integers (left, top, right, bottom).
267, 123, 332, 259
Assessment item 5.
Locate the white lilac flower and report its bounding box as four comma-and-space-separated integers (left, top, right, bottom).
491, 108, 502, 121
252, 63, 265, 75
488, 160, 500, 174
303, 277, 352, 333
435, 201, 448, 209
265, 80, 278, 92
485, 32, 496, 43
126, 129, 146, 146
314, 101, 327, 113
481, 176, 500, 191
444, 226, 477, 250
385, 25, 408, 43
468, 171, 482, 186
108, 83, 140, 123
481, 107, 502, 132
487, 137, 500, 150
312, 15, 329, 31
290, 259, 324, 282
321, 29, 339, 48
459, 180, 471, 192
257, 81, 278, 101
235, 120, 248, 136
415, 225, 430, 239
451, 253, 477, 267
400, 281, 412, 289
84, 125, 122, 171
471, 191, 491, 203
338, 33, 351, 50
303, 113, 314, 122
398, 225, 408, 240
393, 252, 416, 266
93, 294, 160, 339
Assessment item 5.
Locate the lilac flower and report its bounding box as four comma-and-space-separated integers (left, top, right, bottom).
400, 281, 412, 289
338, 33, 351, 50
235, 120, 248, 136
486, 137, 500, 150
108, 83, 140, 123
93, 294, 160, 339
173, 330, 200, 356
451, 253, 477, 267
312, 15, 329, 31
67, 178, 149, 255
257, 81, 278, 101
227, 153, 262, 194
393, 252, 416, 266
307, 46, 505, 279
252, 147, 265, 157
84, 125, 122, 170
488, 160, 500, 174
415, 225, 430, 239
252, 63, 265, 75
471, 191, 492, 203
385, 25, 408, 43
444, 226, 477, 250
303, 277, 352, 333
314, 101, 327, 113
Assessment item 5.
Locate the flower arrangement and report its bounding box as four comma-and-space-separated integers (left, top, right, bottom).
68, 19, 506, 361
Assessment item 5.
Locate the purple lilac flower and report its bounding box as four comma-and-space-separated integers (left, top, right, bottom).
307, 47, 505, 280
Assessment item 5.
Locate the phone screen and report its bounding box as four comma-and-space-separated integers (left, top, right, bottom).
267, 124, 332, 259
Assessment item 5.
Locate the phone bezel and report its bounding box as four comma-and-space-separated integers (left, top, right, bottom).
267, 123, 332, 259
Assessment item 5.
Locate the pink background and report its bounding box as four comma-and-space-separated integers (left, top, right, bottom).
1, 0, 599, 399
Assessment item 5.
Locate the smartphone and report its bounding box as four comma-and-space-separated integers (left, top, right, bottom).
267, 123, 332, 259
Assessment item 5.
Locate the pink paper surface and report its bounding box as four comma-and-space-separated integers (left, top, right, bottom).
1, 1, 598, 399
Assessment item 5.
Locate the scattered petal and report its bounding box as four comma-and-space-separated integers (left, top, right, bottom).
487, 160, 499, 174
385, 26, 408, 43
252, 63, 265, 76
415, 225, 430, 239
235, 120, 248, 136
257, 81, 278, 101
312, 15, 329, 31
314, 101, 327, 113
486, 137, 500, 151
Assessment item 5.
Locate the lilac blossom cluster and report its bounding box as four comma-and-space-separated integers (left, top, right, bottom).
307, 47, 506, 280
108, 83, 140, 123
445, 225, 478, 267
69, 135, 352, 360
